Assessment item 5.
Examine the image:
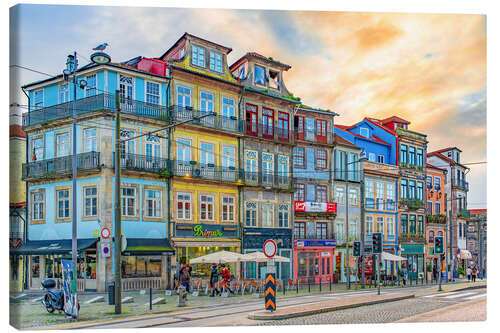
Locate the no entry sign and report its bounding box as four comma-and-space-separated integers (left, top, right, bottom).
263, 239, 277, 258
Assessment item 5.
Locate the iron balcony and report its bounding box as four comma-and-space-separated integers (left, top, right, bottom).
120, 153, 170, 174
172, 160, 245, 184
451, 178, 469, 191
244, 121, 294, 142
22, 151, 101, 180
170, 105, 243, 133
244, 171, 292, 190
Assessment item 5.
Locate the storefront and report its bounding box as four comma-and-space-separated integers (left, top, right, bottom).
173, 223, 241, 279
242, 228, 292, 281
400, 244, 425, 280
293, 239, 336, 283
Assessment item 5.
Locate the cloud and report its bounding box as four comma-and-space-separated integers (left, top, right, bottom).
353, 19, 403, 51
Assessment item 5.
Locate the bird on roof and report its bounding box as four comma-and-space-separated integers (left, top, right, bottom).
93, 43, 109, 51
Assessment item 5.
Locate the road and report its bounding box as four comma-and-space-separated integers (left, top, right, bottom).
77, 284, 485, 329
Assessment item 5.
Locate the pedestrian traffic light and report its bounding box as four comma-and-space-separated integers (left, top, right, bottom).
353, 241, 361, 256
372, 233, 382, 254
434, 236, 444, 254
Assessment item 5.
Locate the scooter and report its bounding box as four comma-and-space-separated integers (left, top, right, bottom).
41, 279, 79, 315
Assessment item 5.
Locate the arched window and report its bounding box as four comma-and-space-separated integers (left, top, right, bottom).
428, 230, 435, 243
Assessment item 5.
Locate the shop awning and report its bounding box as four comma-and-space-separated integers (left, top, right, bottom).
382, 252, 407, 261
10, 238, 97, 255
123, 238, 174, 255
457, 249, 472, 260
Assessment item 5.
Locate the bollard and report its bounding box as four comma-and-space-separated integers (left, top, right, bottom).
308, 279, 310, 293
149, 287, 152, 311
177, 285, 187, 307
329, 279, 332, 291
296, 280, 299, 294
319, 277, 322, 292
283, 280, 285, 295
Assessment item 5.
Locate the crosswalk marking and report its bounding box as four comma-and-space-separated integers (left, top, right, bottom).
442, 292, 477, 299
464, 293, 486, 300
423, 291, 460, 298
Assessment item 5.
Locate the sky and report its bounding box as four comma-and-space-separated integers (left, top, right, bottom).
9, 4, 487, 208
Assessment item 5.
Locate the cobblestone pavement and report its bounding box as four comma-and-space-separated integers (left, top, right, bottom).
397, 297, 486, 322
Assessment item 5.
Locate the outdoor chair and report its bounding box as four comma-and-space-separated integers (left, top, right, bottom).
250, 279, 258, 294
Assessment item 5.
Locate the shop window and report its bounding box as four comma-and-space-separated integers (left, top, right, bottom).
222, 196, 235, 222
245, 201, 257, 227
31, 256, 40, 278
177, 192, 191, 220
122, 256, 161, 278
200, 195, 214, 221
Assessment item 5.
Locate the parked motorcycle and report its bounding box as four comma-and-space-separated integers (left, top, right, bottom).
41, 279, 79, 315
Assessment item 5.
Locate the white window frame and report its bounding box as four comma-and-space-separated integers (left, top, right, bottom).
200, 194, 215, 221
262, 203, 274, 227
59, 83, 70, 103
245, 150, 258, 181
376, 216, 384, 234
31, 136, 44, 161
199, 90, 215, 113
278, 204, 289, 228
360, 127, 369, 138
191, 45, 206, 67
366, 215, 374, 234
334, 186, 345, 205
262, 153, 274, 183
245, 201, 257, 227
83, 127, 97, 153
369, 153, 376, 162
121, 186, 137, 217
177, 192, 192, 220
145, 189, 162, 218
177, 138, 192, 164
387, 216, 394, 236
31, 190, 45, 221
176, 85, 192, 107
85, 74, 97, 97
349, 219, 358, 240
335, 220, 345, 241
278, 155, 288, 184
146, 81, 160, 105
221, 96, 235, 118
349, 188, 359, 206
83, 186, 98, 218
55, 132, 70, 157
376, 182, 384, 210
222, 196, 235, 222
209, 51, 223, 73
56, 189, 71, 220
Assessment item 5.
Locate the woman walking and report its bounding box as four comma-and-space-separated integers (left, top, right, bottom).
467, 266, 471, 282
471, 267, 477, 282
221, 264, 234, 294
210, 264, 220, 297
401, 265, 408, 287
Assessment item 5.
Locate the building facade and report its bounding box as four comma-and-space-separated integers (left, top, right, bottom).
467, 209, 487, 277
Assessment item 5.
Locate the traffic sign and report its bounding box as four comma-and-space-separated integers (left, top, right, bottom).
101, 239, 111, 257
264, 273, 276, 311
263, 239, 277, 258
101, 227, 111, 239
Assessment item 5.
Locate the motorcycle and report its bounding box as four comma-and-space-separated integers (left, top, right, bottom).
41, 279, 79, 315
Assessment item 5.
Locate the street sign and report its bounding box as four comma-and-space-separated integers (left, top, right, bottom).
263, 239, 277, 258
101, 239, 111, 257
101, 227, 111, 239
264, 272, 276, 312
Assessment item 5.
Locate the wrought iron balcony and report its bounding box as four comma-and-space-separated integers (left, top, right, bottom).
22, 151, 101, 180
245, 121, 293, 142
120, 153, 170, 175
294, 129, 334, 145
22, 94, 170, 127
171, 161, 244, 183
170, 105, 243, 133
245, 171, 292, 190
294, 234, 336, 241
426, 214, 447, 224
452, 178, 469, 191
399, 233, 426, 242
458, 209, 470, 219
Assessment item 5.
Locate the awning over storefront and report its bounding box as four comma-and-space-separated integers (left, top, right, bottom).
457, 249, 472, 260
123, 238, 174, 255
10, 238, 97, 255
382, 252, 407, 261
400, 244, 425, 255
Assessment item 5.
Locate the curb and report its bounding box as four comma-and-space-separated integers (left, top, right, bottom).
248, 294, 415, 320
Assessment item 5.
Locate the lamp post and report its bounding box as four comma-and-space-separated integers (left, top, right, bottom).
345, 151, 367, 290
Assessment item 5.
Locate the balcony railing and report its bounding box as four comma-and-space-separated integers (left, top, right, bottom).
399, 198, 425, 210
458, 209, 470, 219
426, 214, 447, 224
245, 121, 293, 142
452, 178, 469, 191
170, 105, 243, 133
22, 94, 170, 127
245, 171, 292, 189
399, 233, 425, 242
22, 151, 101, 180
294, 234, 336, 240
120, 153, 170, 175
172, 161, 244, 183
294, 129, 334, 145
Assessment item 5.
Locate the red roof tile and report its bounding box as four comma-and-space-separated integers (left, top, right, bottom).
428, 147, 462, 154
380, 116, 410, 125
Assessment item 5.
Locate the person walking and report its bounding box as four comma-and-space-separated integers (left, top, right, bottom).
467, 266, 471, 282
179, 264, 191, 292
401, 265, 408, 287
221, 264, 234, 294
471, 267, 477, 283
209, 263, 220, 297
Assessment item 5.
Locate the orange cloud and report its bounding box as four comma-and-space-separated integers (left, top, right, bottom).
353, 19, 403, 51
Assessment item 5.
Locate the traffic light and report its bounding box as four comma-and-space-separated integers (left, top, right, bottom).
372, 232, 382, 254
434, 236, 444, 254
353, 241, 361, 256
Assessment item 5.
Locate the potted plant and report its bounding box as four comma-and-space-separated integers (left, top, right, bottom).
458, 267, 465, 278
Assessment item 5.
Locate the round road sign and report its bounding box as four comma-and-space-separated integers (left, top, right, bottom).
263, 239, 277, 258
101, 227, 111, 239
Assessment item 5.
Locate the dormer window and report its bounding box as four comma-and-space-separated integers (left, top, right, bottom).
402, 124, 408, 130
269, 70, 280, 90
209, 51, 223, 73
254, 65, 265, 86
360, 127, 369, 138
457, 152, 460, 164
192, 45, 205, 67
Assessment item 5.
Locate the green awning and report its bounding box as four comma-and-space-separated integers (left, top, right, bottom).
10, 238, 97, 255
401, 244, 425, 254
123, 238, 174, 255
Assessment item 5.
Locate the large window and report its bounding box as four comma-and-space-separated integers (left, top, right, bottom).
222, 97, 235, 118
278, 112, 289, 140
83, 127, 97, 152
296, 116, 304, 140
316, 149, 327, 169
200, 142, 215, 167
316, 119, 327, 143
59, 83, 69, 103
278, 155, 288, 184
334, 186, 345, 205
262, 108, 274, 139
434, 177, 441, 191
349, 219, 358, 240
278, 204, 289, 228
376, 182, 384, 210
122, 187, 136, 217
401, 214, 408, 234
192, 45, 205, 67
245, 104, 258, 135
146, 82, 160, 104
245, 202, 257, 227
387, 217, 394, 236
177, 139, 191, 164
294, 183, 305, 201
428, 231, 435, 243
409, 215, 416, 234
254, 65, 265, 85
200, 195, 214, 221
387, 183, 395, 210
222, 146, 235, 171
56, 189, 70, 219
316, 185, 327, 203
417, 148, 423, 167
349, 188, 359, 206
200, 91, 214, 114
366, 216, 374, 234
222, 196, 235, 222
145, 189, 162, 218
426, 175, 433, 190
209, 51, 223, 72
176, 86, 191, 107
293, 147, 305, 167
409, 146, 416, 165
56, 132, 70, 157
400, 179, 408, 199
262, 203, 274, 227
122, 256, 162, 278
145, 134, 161, 165
376, 216, 384, 234
245, 150, 258, 181
316, 223, 328, 239
85, 74, 97, 97
34, 89, 44, 110
365, 180, 375, 208
294, 222, 306, 238
409, 180, 416, 199
31, 191, 44, 221
177, 193, 191, 220
427, 201, 433, 215
262, 153, 274, 183
435, 201, 441, 214
417, 215, 424, 234
31, 136, 44, 161
417, 181, 424, 200
335, 220, 345, 241
83, 186, 98, 217
400, 145, 408, 164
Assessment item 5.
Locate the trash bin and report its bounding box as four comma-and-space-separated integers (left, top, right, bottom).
108, 282, 115, 305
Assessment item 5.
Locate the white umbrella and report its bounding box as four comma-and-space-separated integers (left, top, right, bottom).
189, 250, 245, 264
381, 251, 407, 261
240, 251, 290, 263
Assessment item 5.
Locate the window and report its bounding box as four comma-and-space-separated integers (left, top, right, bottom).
278, 204, 289, 228
200, 195, 214, 221
122, 256, 161, 278
294, 183, 305, 201
426, 176, 433, 190
316, 119, 327, 143
417, 181, 423, 200
222, 146, 235, 170
83, 186, 98, 217
459, 222, 462, 238
348, 153, 358, 181
209, 51, 222, 72
349, 188, 358, 206
316, 149, 327, 169
417, 149, 423, 167
262, 153, 274, 183
294, 222, 306, 238
434, 177, 441, 191
122, 187, 137, 217
278, 155, 288, 184
56, 132, 70, 157
435, 201, 441, 214
200, 142, 215, 167
192, 45, 205, 67
335, 220, 345, 241
316, 185, 327, 203
176, 86, 191, 107
269, 70, 280, 89
34, 89, 44, 110
387, 183, 395, 210
427, 201, 433, 215
262, 108, 274, 138
316, 222, 328, 239
31, 191, 44, 221
83, 127, 97, 152
120, 129, 136, 156
334, 186, 345, 205
365, 180, 374, 208
438, 231, 443, 237
293, 147, 305, 167
376, 182, 384, 210
409, 146, 416, 165
245, 104, 258, 135
428, 230, 435, 243
146, 82, 160, 104
85, 74, 97, 97
409, 215, 416, 234
200, 91, 214, 114
369, 153, 376, 162
262, 203, 274, 227
145, 134, 161, 163
377, 155, 385, 164
145, 189, 162, 218
278, 112, 289, 140
31, 136, 44, 161
399, 215, 408, 234
400, 145, 408, 164
245, 202, 257, 227
177, 139, 191, 164
254, 65, 265, 85
400, 179, 408, 199
296, 116, 304, 140
365, 216, 374, 234
244, 150, 258, 181
360, 127, 369, 138
376, 217, 384, 234
119, 75, 133, 103
222, 97, 235, 118
418, 215, 424, 234
409, 180, 416, 199
387, 217, 394, 236
177, 193, 191, 220
335, 150, 346, 180
349, 219, 358, 240
222, 196, 235, 222
56, 189, 70, 219
305, 118, 315, 141
59, 83, 69, 103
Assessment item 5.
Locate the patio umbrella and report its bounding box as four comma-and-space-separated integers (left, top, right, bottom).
240, 251, 290, 263
381, 252, 407, 261
189, 250, 245, 264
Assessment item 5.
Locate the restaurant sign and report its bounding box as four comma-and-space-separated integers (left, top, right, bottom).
294, 201, 337, 213
193, 224, 223, 237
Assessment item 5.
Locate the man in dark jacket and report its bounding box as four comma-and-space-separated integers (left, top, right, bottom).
179, 264, 191, 292
209, 264, 220, 297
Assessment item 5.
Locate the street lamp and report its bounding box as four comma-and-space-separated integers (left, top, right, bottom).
90, 51, 111, 65
345, 150, 367, 290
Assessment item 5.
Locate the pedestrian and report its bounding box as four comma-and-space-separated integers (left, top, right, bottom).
209, 263, 220, 297
482, 267, 485, 280
179, 264, 191, 292
221, 264, 234, 294
432, 265, 437, 282
467, 266, 471, 282
472, 267, 477, 283
401, 265, 408, 287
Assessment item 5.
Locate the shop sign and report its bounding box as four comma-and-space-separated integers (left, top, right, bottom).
295, 240, 336, 248
193, 224, 223, 237
294, 201, 337, 213
321, 252, 330, 257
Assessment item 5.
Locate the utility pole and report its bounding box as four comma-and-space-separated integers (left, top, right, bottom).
345, 172, 350, 290
360, 177, 365, 289
114, 90, 122, 314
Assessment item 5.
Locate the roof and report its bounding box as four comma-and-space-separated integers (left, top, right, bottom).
230, 52, 291, 71
123, 238, 174, 255
380, 116, 410, 125
297, 105, 339, 116
468, 209, 487, 215
334, 134, 358, 148
364, 117, 397, 135
427, 152, 469, 169
334, 124, 391, 146
160, 32, 232, 60
426, 163, 447, 173
10, 124, 26, 138
428, 147, 463, 154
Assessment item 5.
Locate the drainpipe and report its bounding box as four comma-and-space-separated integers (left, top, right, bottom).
21, 87, 29, 290
165, 81, 172, 284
